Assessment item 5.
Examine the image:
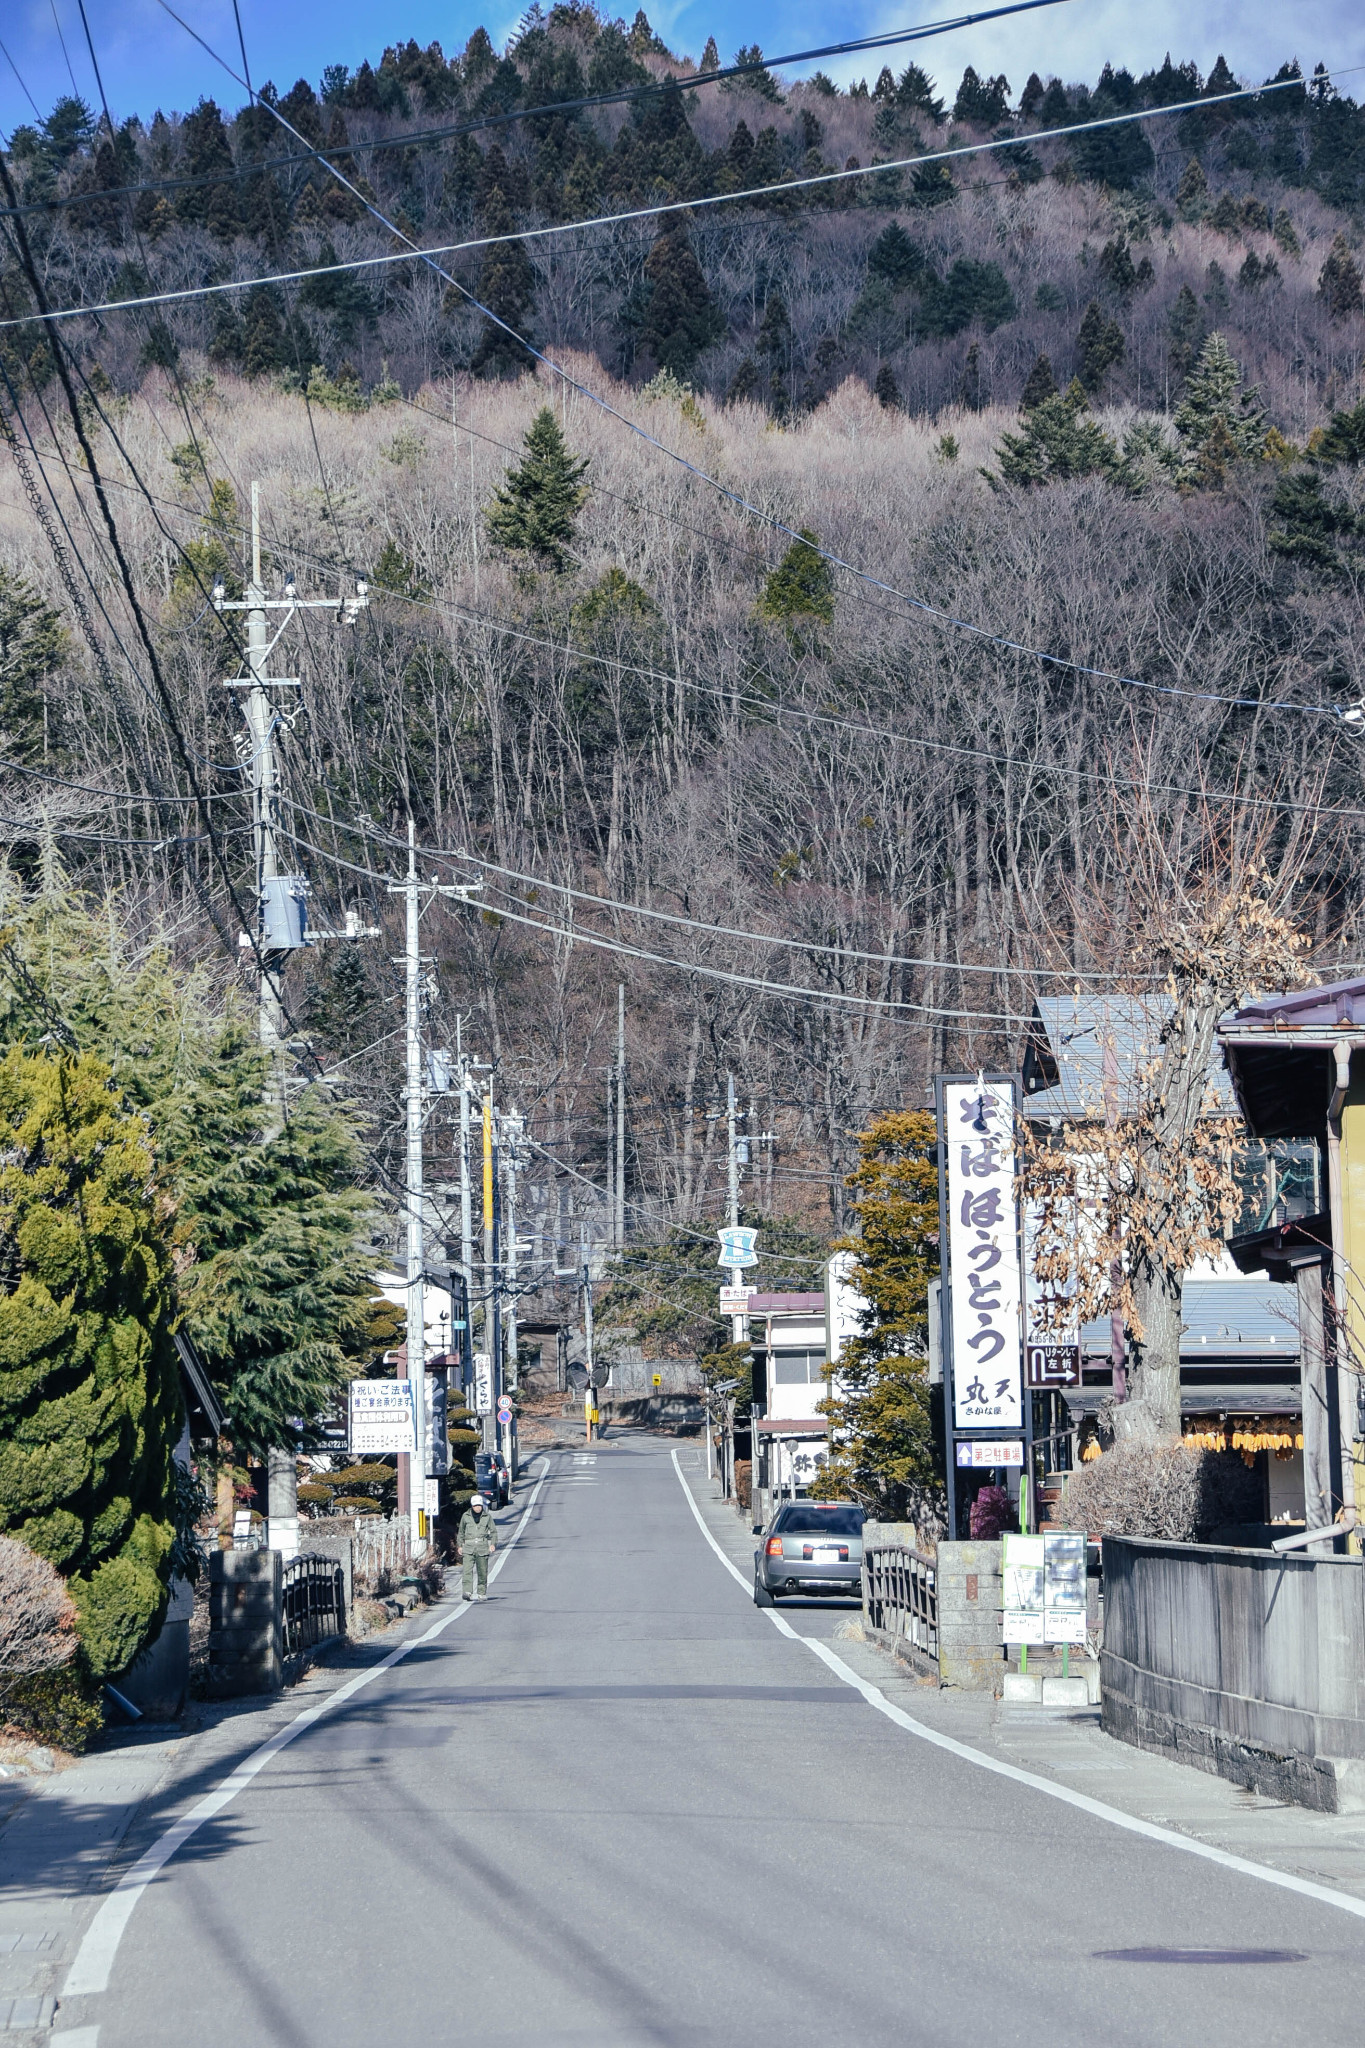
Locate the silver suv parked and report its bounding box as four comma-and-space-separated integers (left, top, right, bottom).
754, 1501, 864, 1604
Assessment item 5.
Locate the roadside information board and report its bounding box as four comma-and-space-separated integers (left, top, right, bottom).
423, 1479, 440, 1516
944, 1080, 1023, 1431
1002, 1530, 1087, 1645
348, 1378, 416, 1455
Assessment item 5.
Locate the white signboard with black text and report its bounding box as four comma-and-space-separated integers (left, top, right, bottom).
945, 1080, 1023, 1431
474, 1352, 494, 1417
348, 1378, 416, 1455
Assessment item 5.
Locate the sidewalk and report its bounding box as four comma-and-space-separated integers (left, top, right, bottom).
674, 1450, 1365, 1906
0, 1518, 512, 2047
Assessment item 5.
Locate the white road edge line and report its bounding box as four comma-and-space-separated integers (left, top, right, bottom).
62, 1458, 552, 2000
669, 1449, 1365, 1925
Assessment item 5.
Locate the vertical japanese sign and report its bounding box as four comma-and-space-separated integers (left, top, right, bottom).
945, 1080, 1023, 1431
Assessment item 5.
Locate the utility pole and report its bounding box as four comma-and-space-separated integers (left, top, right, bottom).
605, 1065, 615, 1249
583, 1257, 595, 1443
726, 1072, 744, 1344
213, 482, 366, 1558
503, 1107, 523, 1477
400, 822, 428, 1554
482, 1082, 496, 1456
213, 482, 368, 1070
615, 983, 626, 1253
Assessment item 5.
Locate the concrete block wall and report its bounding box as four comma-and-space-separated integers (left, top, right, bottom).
207, 1548, 283, 1698
936, 1540, 1004, 1690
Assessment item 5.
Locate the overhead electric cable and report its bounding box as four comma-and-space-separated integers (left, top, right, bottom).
1, 67, 1343, 335
0, 0, 1076, 222
277, 817, 1032, 1024
283, 797, 1140, 984
78, 36, 1355, 732
30, 411, 1351, 832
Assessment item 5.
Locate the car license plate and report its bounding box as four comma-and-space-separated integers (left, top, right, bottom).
812, 1547, 840, 1564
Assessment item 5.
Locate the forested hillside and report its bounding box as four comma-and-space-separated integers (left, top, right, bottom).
1, 10, 1364, 1230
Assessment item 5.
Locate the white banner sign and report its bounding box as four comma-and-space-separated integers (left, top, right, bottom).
945, 1080, 1023, 1431
474, 1352, 493, 1416
349, 1378, 415, 1455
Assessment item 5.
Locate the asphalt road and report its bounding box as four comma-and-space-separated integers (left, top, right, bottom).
85, 1438, 1365, 2047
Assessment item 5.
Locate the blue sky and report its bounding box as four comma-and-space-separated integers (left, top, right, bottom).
1, 0, 1362, 135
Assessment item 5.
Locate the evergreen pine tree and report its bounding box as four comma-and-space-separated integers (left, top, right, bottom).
1318, 234, 1364, 320
873, 362, 901, 410
0, 876, 376, 1459
1316, 399, 1365, 467
1176, 157, 1209, 220
0, 567, 66, 766
1020, 352, 1058, 409
485, 407, 590, 570
241, 285, 288, 377
993, 378, 1123, 487
1267, 469, 1361, 578
700, 37, 719, 73
1019, 72, 1045, 120
637, 222, 725, 377
819, 1112, 941, 1520
1167, 284, 1204, 379
1077, 299, 1125, 390
469, 188, 537, 379
896, 64, 944, 119
0, 1047, 181, 1679
758, 529, 835, 630
1173, 331, 1268, 485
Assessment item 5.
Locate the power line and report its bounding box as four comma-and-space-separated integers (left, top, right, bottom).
0, 1, 1075, 224
25, 403, 1355, 835
277, 815, 1033, 1025
77, 44, 1356, 737
1, 68, 1337, 338
283, 796, 1141, 984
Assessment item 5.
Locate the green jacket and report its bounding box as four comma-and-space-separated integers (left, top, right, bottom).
458, 1506, 496, 1554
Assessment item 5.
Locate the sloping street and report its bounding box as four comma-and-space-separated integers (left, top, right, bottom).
19, 1437, 1363, 2047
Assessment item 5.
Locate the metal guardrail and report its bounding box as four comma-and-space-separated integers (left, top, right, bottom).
863, 1543, 938, 1662
282, 1552, 345, 1668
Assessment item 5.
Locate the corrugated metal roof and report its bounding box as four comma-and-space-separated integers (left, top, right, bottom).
1024, 996, 1238, 1120
1079, 1278, 1298, 1361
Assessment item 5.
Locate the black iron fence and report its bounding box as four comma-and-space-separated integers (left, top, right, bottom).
863, 1543, 938, 1662
282, 1552, 345, 1671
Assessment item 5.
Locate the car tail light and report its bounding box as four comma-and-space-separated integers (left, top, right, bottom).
765, 1536, 783, 1557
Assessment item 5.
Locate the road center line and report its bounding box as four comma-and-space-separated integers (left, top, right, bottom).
669, 1449, 1365, 1925
62, 1459, 551, 2000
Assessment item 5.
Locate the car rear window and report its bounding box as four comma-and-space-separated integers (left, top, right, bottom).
775, 1505, 864, 1536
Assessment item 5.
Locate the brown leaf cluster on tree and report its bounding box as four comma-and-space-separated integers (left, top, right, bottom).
0, 1534, 79, 1697
1023, 770, 1323, 1440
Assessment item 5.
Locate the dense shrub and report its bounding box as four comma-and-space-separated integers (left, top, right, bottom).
2, 1665, 103, 1752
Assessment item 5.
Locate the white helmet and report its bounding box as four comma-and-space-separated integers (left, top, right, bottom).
470, 1494, 485, 1509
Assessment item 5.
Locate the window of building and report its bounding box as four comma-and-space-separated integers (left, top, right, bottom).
771, 1349, 829, 1384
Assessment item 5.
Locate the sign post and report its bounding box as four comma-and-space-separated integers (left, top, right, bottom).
936, 1073, 1028, 1540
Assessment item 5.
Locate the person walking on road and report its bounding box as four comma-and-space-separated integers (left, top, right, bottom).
457, 1493, 497, 1600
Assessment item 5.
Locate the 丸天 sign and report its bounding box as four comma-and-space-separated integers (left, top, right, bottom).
473, 1352, 493, 1416
349, 1378, 416, 1455
944, 1079, 1023, 1431
717, 1226, 759, 1269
